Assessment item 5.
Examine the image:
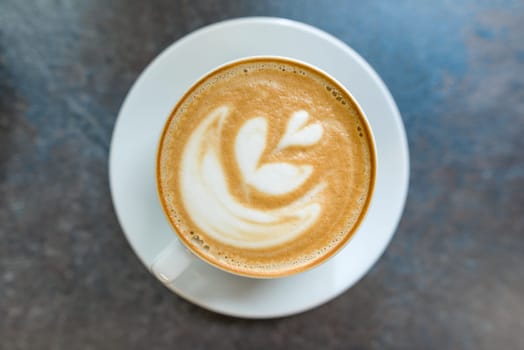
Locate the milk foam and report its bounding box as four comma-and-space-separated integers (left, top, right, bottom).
277, 110, 324, 150
236, 110, 322, 195
180, 106, 326, 249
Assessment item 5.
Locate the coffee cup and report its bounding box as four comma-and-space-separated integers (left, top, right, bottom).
152, 56, 376, 282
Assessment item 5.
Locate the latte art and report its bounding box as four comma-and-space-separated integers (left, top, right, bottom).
180, 106, 326, 248
237, 110, 323, 195
157, 58, 375, 277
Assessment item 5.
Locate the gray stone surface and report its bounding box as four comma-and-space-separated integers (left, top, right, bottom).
1, 0, 523, 349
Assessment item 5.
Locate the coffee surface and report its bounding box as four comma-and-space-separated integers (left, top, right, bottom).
157, 58, 375, 277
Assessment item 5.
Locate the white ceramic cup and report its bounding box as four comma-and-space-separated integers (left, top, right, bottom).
151, 56, 376, 283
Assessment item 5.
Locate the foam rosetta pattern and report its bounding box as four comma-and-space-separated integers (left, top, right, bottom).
180, 105, 327, 248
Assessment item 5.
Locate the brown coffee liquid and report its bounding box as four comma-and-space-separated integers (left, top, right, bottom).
157, 58, 375, 277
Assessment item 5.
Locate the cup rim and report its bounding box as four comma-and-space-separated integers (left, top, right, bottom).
155, 55, 377, 278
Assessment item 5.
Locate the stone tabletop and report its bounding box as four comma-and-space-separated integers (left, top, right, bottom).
1, 1, 523, 349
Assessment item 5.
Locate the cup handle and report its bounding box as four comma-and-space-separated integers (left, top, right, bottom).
151, 240, 193, 283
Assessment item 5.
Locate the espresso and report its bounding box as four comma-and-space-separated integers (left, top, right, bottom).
157, 58, 375, 277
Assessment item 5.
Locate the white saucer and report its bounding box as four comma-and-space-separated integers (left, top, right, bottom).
109, 17, 409, 319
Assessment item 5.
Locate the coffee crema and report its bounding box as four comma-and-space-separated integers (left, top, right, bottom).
157, 57, 375, 277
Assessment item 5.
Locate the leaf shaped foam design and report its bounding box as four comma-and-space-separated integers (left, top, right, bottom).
235, 117, 314, 195
277, 110, 324, 150
179, 106, 326, 248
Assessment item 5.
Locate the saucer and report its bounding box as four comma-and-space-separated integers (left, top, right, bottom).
109, 17, 409, 318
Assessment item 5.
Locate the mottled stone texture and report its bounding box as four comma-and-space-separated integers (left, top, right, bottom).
1, 0, 523, 349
